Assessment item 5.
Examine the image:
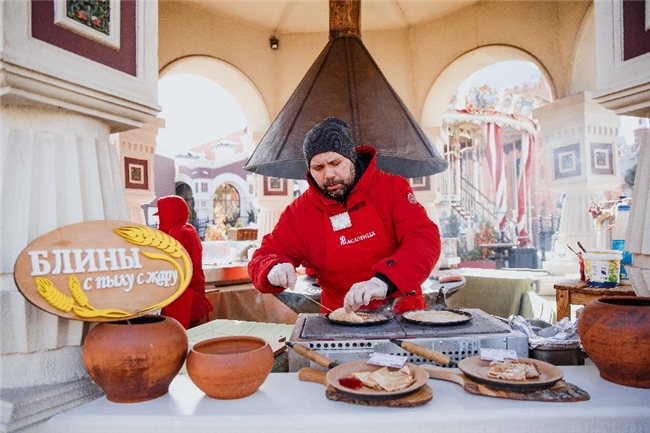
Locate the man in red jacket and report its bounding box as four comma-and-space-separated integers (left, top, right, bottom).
156, 195, 213, 329
248, 117, 441, 313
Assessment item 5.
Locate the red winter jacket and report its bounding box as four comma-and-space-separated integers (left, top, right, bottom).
248, 146, 441, 313
157, 195, 212, 329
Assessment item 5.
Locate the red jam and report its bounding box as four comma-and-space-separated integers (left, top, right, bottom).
338, 377, 363, 390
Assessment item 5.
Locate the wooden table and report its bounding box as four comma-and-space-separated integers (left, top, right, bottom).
554, 279, 636, 320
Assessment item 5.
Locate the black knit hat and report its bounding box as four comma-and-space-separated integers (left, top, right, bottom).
303, 117, 357, 166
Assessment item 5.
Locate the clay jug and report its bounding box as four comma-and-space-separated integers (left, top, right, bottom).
82, 315, 188, 402
578, 296, 650, 388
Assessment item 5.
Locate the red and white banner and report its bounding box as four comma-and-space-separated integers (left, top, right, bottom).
485, 123, 507, 228
516, 132, 534, 244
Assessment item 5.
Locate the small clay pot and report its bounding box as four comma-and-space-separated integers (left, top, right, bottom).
186, 335, 273, 399
578, 296, 650, 388
82, 315, 188, 403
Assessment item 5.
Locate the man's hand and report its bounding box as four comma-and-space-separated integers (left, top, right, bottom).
267, 263, 297, 291
343, 277, 388, 312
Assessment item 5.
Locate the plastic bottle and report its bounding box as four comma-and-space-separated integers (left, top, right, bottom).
611, 204, 631, 283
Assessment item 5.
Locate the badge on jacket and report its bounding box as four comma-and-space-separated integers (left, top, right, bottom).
407, 192, 418, 205
330, 212, 352, 232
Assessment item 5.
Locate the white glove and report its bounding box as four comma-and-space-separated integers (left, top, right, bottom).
267, 263, 297, 291
343, 277, 388, 312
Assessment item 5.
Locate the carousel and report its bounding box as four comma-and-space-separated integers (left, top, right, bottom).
437, 66, 557, 266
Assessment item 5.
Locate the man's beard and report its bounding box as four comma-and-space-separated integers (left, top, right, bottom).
318, 166, 356, 201
320, 180, 352, 201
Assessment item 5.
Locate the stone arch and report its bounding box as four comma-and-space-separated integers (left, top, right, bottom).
175, 172, 194, 189
159, 55, 269, 134
421, 45, 555, 128
174, 181, 196, 220
569, 3, 596, 95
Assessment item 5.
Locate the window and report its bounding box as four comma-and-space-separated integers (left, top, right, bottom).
213, 184, 241, 226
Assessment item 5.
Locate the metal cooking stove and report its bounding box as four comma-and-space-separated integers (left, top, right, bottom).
287, 309, 529, 372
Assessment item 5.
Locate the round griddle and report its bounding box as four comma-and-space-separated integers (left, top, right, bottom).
401, 309, 473, 326
326, 360, 429, 400
457, 356, 563, 390
325, 310, 393, 326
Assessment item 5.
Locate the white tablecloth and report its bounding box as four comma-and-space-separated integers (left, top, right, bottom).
36, 365, 650, 433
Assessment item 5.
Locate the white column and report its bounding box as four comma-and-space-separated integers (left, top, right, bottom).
556, 192, 607, 252
533, 92, 621, 263
1, 106, 130, 425
116, 118, 165, 224
255, 175, 292, 238
592, 0, 650, 294
626, 130, 650, 297
0, 0, 159, 430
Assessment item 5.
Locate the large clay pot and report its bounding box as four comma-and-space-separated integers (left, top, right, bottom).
82, 315, 188, 403
578, 296, 650, 388
186, 336, 273, 399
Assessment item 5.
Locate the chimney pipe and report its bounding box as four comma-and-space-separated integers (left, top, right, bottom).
329, 0, 361, 39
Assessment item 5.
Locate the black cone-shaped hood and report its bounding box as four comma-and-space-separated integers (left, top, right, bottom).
244, 6, 448, 179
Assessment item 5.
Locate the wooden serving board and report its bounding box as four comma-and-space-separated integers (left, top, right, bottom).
298, 368, 433, 407
420, 365, 590, 402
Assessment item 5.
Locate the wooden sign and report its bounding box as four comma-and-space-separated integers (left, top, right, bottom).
13, 221, 193, 322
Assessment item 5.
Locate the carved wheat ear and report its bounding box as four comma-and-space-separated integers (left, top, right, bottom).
114, 225, 193, 314
36, 277, 74, 312
115, 225, 191, 286
114, 226, 183, 257
68, 275, 89, 308
34, 276, 131, 319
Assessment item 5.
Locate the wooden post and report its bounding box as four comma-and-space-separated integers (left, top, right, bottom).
329, 0, 361, 39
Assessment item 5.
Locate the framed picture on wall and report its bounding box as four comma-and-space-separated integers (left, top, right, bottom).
409, 176, 430, 191
590, 142, 614, 175
124, 157, 149, 190
553, 143, 581, 179
31, 0, 136, 76
53, 0, 121, 50
263, 177, 288, 196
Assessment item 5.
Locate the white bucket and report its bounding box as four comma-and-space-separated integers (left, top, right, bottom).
583, 250, 622, 288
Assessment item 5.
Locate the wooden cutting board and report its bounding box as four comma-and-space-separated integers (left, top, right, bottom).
298, 368, 433, 407
420, 365, 590, 402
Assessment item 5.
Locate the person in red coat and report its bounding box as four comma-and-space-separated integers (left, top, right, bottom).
248, 117, 441, 314
155, 195, 213, 329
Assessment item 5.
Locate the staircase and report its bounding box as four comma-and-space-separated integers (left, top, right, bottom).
450, 177, 498, 225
